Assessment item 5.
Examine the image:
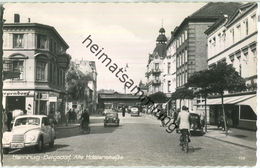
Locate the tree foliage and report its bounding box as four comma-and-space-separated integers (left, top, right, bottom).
65, 63, 93, 101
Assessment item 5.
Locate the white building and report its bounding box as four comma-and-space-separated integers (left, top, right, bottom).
3, 14, 70, 118
205, 3, 257, 130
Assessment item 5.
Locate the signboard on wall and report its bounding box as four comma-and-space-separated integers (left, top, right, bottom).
26, 97, 34, 115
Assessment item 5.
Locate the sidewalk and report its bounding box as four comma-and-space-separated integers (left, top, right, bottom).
143, 113, 257, 150
204, 125, 256, 150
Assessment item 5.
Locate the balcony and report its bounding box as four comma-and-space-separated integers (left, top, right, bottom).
151, 68, 162, 75
152, 79, 161, 86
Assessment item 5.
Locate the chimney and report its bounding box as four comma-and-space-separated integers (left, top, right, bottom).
28, 18, 31, 23
14, 14, 20, 23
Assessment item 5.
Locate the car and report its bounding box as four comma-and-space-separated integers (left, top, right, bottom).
130, 106, 140, 117
104, 112, 119, 127
2, 115, 56, 154
189, 113, 204, 135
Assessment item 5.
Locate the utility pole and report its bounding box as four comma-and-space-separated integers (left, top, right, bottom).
0, 4, 4, 164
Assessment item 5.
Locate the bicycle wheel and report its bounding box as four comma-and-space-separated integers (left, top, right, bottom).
183, 136, 189, 153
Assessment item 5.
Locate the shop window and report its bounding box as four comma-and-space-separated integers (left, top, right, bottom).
240, 105, 256, 120
37, 34, 47, 49
13, 34, 24, 48
36, 61, 47, 81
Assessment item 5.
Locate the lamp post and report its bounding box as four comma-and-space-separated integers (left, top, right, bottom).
124, 63, 128, 94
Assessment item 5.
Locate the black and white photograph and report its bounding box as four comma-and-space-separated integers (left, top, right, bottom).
0, 1, 258, 167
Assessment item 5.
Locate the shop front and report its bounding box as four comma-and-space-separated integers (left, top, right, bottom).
3, 90, 35, 116
205, 94, 256, 130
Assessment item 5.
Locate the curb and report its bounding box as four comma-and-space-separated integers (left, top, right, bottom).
204, 135, 256, 150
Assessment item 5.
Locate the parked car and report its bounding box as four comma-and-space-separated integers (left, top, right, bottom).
189, 113, 204, 135
104, 112, 119, 127
130, 106, 140, 117
2, 115, 56, 154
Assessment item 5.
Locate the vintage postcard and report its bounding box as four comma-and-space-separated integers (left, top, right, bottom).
0, 1, 258, 167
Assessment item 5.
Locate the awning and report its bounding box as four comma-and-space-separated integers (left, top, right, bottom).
237, 95, 257, 113
199, 94, 256, 106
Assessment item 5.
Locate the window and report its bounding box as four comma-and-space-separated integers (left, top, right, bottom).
36, 61, 47, 81
49, 39, 53, 51
13, 34, 24, 48
155, 63, 159, 70
167, 62, 171, 74
13, 60, 24, 79
184, 30, 188, 40
167, 80, 171, 93
185, 50, 188, 62
212, 37, 216, 46
231, 29, 235, 43
54, 42, 57, 53
37, 34, 47, 49
245, 19, 249, 35
237, 24, 241, 39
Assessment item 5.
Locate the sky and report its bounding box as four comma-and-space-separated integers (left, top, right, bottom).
3, 3, 206, 92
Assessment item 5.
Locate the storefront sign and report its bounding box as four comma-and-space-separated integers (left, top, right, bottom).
49, 97, 58, 102
3, 91, 32, 96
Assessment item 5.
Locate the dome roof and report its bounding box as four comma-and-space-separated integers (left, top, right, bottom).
159, 27, 165, 33
156, 34, 167, 42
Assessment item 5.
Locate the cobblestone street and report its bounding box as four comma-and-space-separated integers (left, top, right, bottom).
3, 113, 256, 166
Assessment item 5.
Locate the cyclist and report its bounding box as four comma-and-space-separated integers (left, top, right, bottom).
176, 106, 191, 147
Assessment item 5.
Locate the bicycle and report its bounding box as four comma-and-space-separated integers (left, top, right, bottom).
180, 130, 190, 153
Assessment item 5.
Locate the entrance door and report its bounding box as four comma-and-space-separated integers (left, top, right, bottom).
6, 96, 25, 111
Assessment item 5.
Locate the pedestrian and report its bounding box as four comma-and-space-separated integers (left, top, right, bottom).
6, 110, 13, 131
122, 106, 126, 117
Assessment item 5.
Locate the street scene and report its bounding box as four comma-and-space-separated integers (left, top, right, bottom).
2, 113, 257, 166
0, 1, 258, 167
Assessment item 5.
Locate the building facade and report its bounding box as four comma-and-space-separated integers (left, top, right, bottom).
205, 3, 257, 130
170, 2, 241, 111
146, 28, 167, 95
3, 15, 70, 118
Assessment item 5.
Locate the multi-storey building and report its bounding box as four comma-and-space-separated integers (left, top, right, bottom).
171, 2, 241, 111
3, 14, 71, 117
205, 3, 257, 130
146, 27, 167, 95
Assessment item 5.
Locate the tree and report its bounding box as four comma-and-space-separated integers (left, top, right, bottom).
209, 62, 246, 135
171, 86, 194, 109
186, 69, 214, 132
65, 63, 93, 101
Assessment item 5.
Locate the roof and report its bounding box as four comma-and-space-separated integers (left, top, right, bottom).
4, 23, 69, 49
191, 2, 241, 19
205, 3, 255, 35
172, 2, 242, 37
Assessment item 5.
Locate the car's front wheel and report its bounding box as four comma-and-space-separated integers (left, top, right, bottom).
35, 137, 44, 152
3, 148, 9, 154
